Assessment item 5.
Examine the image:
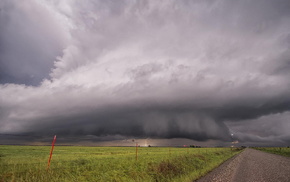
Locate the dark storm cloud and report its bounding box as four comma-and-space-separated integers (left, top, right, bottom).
0, 0, 67, 85
226, 111, 290, 146
1, 0, 290, 146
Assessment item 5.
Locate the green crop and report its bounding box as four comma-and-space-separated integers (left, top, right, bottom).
0, 145, 243, 182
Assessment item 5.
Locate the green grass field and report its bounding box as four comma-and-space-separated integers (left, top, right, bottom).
0, 145, 243, 182
254, 147, 290, 157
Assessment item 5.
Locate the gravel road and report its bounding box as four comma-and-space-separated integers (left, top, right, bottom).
197, 148, 290, 182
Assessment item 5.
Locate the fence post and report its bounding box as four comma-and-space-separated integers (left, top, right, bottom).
47, 135, 56, 170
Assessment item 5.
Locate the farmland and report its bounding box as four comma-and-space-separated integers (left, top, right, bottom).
0, 145, 243, 182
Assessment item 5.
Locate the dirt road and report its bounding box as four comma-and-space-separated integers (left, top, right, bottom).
197, 148, 290, 182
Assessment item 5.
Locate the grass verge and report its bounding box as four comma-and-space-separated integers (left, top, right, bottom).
254, 147, 290, 157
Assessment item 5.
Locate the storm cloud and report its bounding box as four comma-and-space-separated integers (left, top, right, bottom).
1, 0, 290, 146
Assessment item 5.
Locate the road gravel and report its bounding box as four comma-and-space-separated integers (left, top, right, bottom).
197, 148, 290, 182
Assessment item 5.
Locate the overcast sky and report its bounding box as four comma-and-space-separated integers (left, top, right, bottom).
1, 0, 290, 146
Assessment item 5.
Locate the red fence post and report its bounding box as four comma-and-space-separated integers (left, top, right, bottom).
47, 135, 57, 170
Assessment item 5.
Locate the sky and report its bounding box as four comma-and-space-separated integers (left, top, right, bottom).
1, 0, 290, 147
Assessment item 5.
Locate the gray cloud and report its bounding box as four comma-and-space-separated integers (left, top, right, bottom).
0, 0, 68, 85
1, 0, 290, 146
226, 112, 290, 146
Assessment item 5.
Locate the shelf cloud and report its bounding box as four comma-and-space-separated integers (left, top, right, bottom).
1, 0, 290, 146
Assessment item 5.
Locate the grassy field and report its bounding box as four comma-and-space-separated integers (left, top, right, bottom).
0, 145, 243, 182
254, 147, 290, 157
